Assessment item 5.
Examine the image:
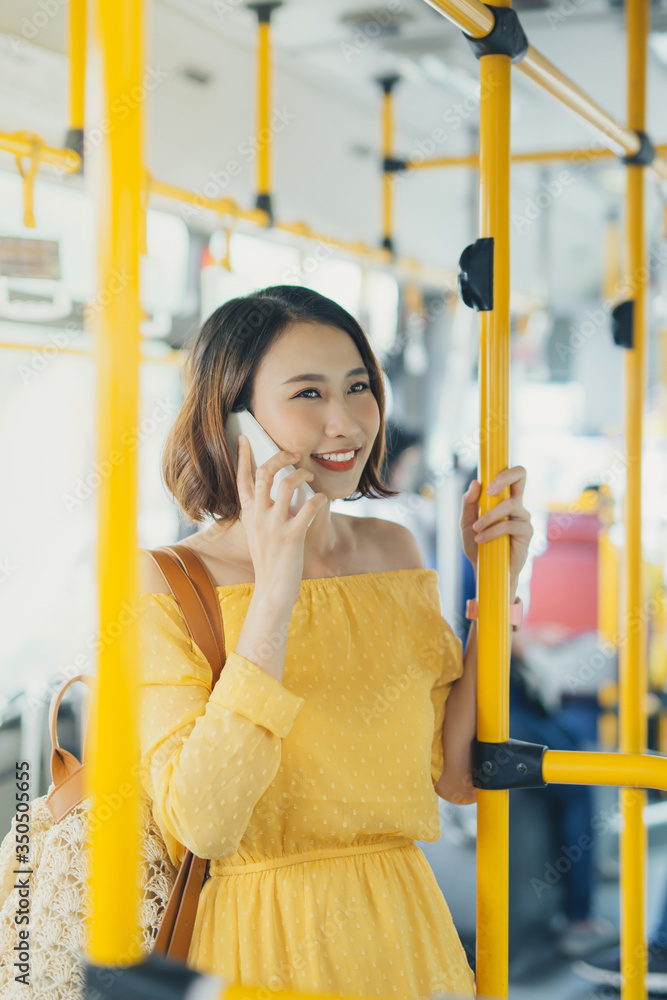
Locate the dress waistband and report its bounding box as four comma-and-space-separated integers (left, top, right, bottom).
209, 836, 415, 876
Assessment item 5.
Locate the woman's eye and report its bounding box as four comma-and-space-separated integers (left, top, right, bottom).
294, 382, 370, 399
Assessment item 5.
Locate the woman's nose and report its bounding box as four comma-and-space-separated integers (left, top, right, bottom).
323, 402, 362, 437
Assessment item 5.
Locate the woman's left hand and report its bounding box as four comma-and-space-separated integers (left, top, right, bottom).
460, 466, 534, 583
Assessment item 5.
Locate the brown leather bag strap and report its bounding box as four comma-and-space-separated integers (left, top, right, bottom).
141, 545, 226, 685
46, 674, 95, 823
48, 674, 95, 784
152, 849, 208, 962
167, 543, 227, 682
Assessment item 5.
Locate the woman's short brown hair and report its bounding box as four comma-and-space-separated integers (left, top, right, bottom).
162, 284, 399, 525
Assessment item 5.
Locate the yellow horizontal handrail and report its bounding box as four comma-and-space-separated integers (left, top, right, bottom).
420, 0, 667, 179
520, 47, 638, 157
423, 0, 494, 35
406, 142, 667, 170
0, 131, 81, 173
146, 171, 459, 286
543, 750, 667, 790
147, 174, 268, 226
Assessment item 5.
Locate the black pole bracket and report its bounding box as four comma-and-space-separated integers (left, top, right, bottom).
611, 299, 634, 348
462, 5, 529, 64
376, 74, 401, 95
84, 952, 221, 1000
383, 156, 408, 173
246, 1, 282, 23
382, 236, 395, 254
458, 237, 494, 311
621, 130, 655, 167
472, 737, 548, 790
64, 128, 84, 173
255, 192, 274, 226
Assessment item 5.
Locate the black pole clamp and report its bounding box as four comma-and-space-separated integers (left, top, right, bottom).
84, 953, 221, 1000
458, 237, 494, 311
472, 737, 548, 790
376, 74, 401, 95
246, 1, 282, 23
611, 299, 634, 349
621, 130, 655, 167
383, 156, 408, 173
462, 5, 529, 63
64, 128, 84, 172
256, 192, 274, 226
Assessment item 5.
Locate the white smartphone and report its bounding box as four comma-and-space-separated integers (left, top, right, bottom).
225, 407, 316, 515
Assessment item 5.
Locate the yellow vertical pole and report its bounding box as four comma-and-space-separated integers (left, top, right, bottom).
85, 0, 144, 966
598, 487, 619, 749
620, 1, 649, 998
378, 76, 399, 254
603, 213, 621, 302
257, 19, 270, 201
249, 2, 282, 223
598, 489, 619, 650
69, 0, 86, 131
66, 0, 86, 162
383, 88, 392, 249
475, 6, 512, 997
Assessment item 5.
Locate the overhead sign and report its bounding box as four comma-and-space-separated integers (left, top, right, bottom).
0, 236, 62, 280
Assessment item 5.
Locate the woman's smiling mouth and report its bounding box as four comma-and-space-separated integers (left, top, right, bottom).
310, 448, 361, 471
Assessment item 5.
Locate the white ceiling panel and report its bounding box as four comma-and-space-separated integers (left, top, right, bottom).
0, 0, 665, 298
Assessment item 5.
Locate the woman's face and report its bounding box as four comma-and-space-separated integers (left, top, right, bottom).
250, 321, 381, 499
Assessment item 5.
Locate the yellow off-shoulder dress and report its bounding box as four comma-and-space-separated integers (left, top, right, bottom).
138, 568, 476, 999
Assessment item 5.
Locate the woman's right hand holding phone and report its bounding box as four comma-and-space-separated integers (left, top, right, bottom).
233, 435, 328, 681
237, 434, 327, 602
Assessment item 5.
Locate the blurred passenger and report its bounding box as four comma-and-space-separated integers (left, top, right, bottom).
510, 627, 617, 957
574, 884, 667, 989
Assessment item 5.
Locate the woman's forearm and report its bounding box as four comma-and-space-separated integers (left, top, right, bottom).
435, 575, 518, 804
435, 619, 478, 804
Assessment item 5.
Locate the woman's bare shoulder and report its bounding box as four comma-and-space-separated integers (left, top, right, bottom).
138, 549, 173, 596
346, 515, 425, 572
148, 522, 254, 589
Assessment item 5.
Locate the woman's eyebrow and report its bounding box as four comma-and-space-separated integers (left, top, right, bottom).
281, 367, 368, 385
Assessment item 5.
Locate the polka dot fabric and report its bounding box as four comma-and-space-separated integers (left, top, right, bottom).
138, 568, 475, 999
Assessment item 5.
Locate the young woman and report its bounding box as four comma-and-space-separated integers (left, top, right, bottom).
138, 285, 533, 999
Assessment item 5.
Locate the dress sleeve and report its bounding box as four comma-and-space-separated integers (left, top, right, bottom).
137, 591, 306, 865
430, 618, 465, 787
